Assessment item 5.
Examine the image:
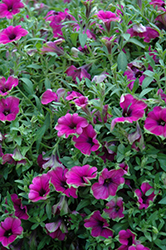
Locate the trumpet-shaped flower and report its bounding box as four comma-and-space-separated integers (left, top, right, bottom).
144, 106, 166, 137
65, 164, 97, 187
55, 113, 89, 138
111, 94, 147, 130
9, 194, 29, 220
28, 174, 50, 202
0, 217, 23, 247
0, 96, 19, 121
91, 168, 125, 199
0, 76, 18, 96
104, 197, 124, 219
84, 210, 113, 238
0, 25, 28, 44
135, 182, 155, 209
97, 10, 120, 32
49, 166, 77, 198
118, 229, 136, 250
73, 124, 100, 155
0, 0, 24, 19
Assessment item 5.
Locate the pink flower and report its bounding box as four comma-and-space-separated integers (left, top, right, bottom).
118, 229, 136, 250
0, 76, 18, 96
124, 66, 145, 90
84, 210, 113, 238
66, 91, 83, 101
157, 89, 166, 102
2, 148, 26, 166
135, 182, 155, 209
74, 96, 89, 108
97, 10, 120, 32
119, 162, 129, 174
65, 164, 97, 187
128, 122, 145, 151
111, 94, 147, 130
129, 245, 150, 250
0, 217, 23, 247
144, 106, 166, 137
41, 89, 58, 104
0, 25, 28, 44
0, 96, 19, 121
95, 141, 116, 163
91, 168, 125, 199
104, 197, 124, 219
55, 113, 89, 138
9, 194, 29, 220
49, 166, 77, 198
65, 65, 91, 83
28, 173, 50, 202
0, 0, 24, 19
73, 124, 100, 155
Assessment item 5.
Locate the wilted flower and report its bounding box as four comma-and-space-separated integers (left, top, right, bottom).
45, 219, 68, 240
37, 152, 63, 169
0, 25, 28, 44
40, 39, 64, 56
0, 217, 23, 247
65, 65, 91, 83
91, 168, 125, 199
84, 210, 113, 238
0, 0, 24, 19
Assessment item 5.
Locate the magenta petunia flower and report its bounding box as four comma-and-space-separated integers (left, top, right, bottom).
74, 96, 89, 108
0, 76, 18, 96
0, 96, 19, 121
96, 10, 120, 32
157, 89, 166, 103
111, 94, 147, 130
41, 89, 58, 104
95, 141, 116, 163
135, 182, 155, 209
104, 197, 124, 219
10, 194, 29, 220
0, 25, 28, 44
55, 113, 89, 138
0, 217, 23, 247
73, 124, 100, 155
28, 173, 50, 202
65, 65, 91, 83
118, 229, 136, 250
65, 164, 97, 187
124, 66, 145, 90
49, 166, 77, 198
66, 91, 83, 101
91, 168, 125, 200
119, 162, 129, 174
84, 210, 113, 238
128, 122, 145, 151
0, 0, 24, 19
144, 106, 166, 137
129, 245, 150, 250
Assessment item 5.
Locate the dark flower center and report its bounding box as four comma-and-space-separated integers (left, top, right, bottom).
115, 205, 120, 212
69, 122, 76, 129
104, 178, 112, 187
61, 181, 68, 189
122, 108, 132, 117
9, 33, 16, 40
7, 5, 13, 11
142, 194, 148, 203
1, 87, 9, 93
3, 109, 11, 116
158, 119, 166, 126
128, 236, 133, 246
39, 188, 46, 196
87, 137, 94, 146
4, 229, 12, 238
98, 220, 104, 228
135, 71, 142, 78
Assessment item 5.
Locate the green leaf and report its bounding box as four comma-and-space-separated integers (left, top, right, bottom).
44, 77, 51, 89
142, 77, 153, 89
129, 38, 145, 48
20, 78, 34, 94
79, 32, 87, 48
159, 196, 166, 204
27, 64, 41, 69
46, 203, 52, 220
33, 125, 46, 142
76, 199, 90, 211
117, 51, 127, 72
158, 154, 166, 171
71, 33, 78, 47
139, 88, 153, 98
